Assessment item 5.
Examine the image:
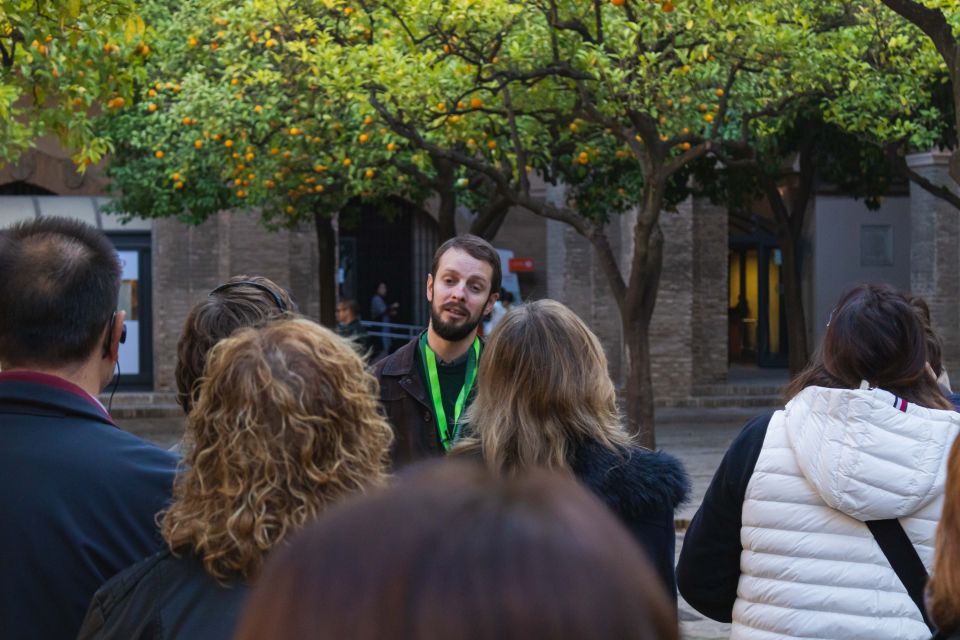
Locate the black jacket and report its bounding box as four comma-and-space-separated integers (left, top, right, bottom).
569, 441, 690, 600
0, 371, 177, 640
372, 336, 441, 469
77, 549, 249, 640
675, 413, 772, 622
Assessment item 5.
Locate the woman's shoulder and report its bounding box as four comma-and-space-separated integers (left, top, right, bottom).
570, 441, 690, 515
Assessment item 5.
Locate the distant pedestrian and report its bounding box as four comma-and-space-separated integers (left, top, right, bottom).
678, 283, 960, 640
370, 282, 399, 354
235, 461, 679, 640
372, 235, 500, 469
77, 319, 393, 640
0, 217, 177, 640
336, 298, 370, 352
453, 299, 688, 600
483, 289, 514, 335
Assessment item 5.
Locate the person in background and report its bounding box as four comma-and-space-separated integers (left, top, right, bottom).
910, 295, 960, 410
175, 275, 296, 414
0, 217, 177, 640
678, 283, 960, 640
77, 319, 393, 640
336, 298, 370, 350
452, 299, 688, 599
370, 281, 399, 355
234, 461, 679, 640
483, 289, 515, 335
372, 235, 500, 469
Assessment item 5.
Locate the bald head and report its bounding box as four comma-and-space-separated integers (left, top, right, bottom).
0, 217, 120, 368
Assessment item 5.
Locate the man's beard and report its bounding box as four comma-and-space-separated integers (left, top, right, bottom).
431, 301, 482, 342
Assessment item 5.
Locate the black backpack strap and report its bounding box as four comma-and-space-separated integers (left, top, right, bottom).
866, 519, 936, 632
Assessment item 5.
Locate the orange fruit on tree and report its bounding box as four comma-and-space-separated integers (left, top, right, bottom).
611, 0, 624, 5
715, 88, 725, 97
174, 181, 184, 190
704, 113, 714, 123
470, 97, 483, 109
363, 115, 374, 125
224, 139, 234, 147
271, 147, 280, 155
315, 184, 325, 193
148, 103, 157, 113
289, 127, 299, 136
343, 158, 351, 167
187, 36, 198, 47
662, 1, 674, 11
365, 168, 375, 179
246, 152, 255, 161
577, 151, 589, 165
155, 150, 165, 159
487, 140, 497, 150
194, 140, 204, 149
182, 116, 192, 125
387, 142, 397, 152
359, 133, 369, 143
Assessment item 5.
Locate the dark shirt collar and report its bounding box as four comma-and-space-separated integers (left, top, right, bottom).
0, 370, 114, 424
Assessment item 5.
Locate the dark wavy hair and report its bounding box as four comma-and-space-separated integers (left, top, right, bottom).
175, 275, 296, 413
786, 283, 951, 410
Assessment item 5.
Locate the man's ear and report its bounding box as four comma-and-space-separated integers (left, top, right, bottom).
426, 273, 434, 303
483, 292, 499, 317
107, 310, 127, 361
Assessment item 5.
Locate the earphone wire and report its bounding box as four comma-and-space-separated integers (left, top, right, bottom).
108, 360, 121, 414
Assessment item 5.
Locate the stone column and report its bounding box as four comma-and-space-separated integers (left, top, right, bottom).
691, 197, 729, 385
907, 150, 960, 373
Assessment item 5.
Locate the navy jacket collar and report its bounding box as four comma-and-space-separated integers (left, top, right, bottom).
0, 371, 115, 426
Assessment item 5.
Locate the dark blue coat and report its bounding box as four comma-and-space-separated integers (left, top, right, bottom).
569, 441, 689, 600
0, 371, 178, 640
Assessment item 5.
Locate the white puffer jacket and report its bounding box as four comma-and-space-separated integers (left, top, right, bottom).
733, 386, 960, 640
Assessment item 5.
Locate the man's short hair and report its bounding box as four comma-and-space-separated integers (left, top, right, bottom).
430, 235, 501, 296
175, 275, 296, 413
338, 299, 360, 317
0, 217, 120, 368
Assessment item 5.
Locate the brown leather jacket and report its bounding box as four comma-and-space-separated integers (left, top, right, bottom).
371, 335, 444, 470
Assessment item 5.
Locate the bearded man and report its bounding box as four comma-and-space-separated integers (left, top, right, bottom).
372, 235, 500, 469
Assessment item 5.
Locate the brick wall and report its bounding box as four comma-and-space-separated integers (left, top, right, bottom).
152, 211, 319, 392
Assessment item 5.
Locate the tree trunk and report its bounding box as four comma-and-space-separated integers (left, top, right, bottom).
435, 158, 457, 241
623, 318, 656, 449
778, 236, 809, 374
314, 210, 337, 327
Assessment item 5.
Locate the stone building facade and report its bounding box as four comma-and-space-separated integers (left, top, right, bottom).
1, 145, 958, 406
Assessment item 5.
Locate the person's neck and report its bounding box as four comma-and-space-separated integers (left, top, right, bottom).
7, 358, 105, 399
426, 325, 476, 364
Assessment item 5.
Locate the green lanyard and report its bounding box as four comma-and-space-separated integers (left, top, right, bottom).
419, 333, 480, 451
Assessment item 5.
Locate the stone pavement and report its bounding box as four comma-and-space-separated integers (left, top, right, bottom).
116, 405, 772, 640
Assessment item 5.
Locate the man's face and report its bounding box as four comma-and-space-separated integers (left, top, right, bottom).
377, 283, 387, 297
427, 248, 497, 342
336, 304, 352, 325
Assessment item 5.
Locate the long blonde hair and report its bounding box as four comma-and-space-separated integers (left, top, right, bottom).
928, 436, 960, 632
454, 299, 630, 475
162, 318, 393, 581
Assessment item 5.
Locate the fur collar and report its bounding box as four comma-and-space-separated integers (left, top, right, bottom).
569, 441, 689, 515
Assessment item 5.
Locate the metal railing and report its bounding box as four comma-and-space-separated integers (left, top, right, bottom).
361, 320, 423, 342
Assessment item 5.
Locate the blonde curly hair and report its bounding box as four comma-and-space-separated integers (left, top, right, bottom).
161, 317, 393, 581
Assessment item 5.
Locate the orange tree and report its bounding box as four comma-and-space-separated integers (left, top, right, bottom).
98, 0, 440, 324
818, 0, 958, 209
357, 0, 862, 446
98, 0, 520, 323
0, 0, 149, 166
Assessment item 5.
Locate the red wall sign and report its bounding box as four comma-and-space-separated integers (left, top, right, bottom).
508, 257, 534, 272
